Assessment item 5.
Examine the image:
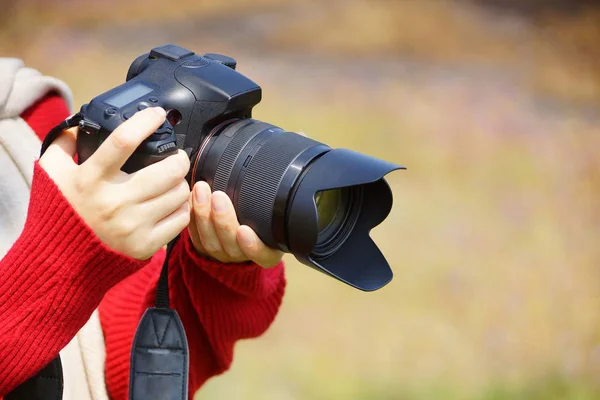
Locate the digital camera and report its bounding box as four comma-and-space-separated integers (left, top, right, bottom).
77, 44, 404, 291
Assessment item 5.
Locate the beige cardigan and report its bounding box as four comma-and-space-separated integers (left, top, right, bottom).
0, 58, 109, 400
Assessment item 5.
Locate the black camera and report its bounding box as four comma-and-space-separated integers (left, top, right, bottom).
77, 44, 404, 291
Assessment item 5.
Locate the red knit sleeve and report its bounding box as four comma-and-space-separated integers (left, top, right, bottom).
20, 92, 71, 141
0, 163, 149, 397
99, 229, 286, 400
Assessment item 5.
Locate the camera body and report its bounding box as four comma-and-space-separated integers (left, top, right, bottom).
77, 44, 260, 176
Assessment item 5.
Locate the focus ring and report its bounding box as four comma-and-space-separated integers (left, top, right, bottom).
237, 131, 321, 247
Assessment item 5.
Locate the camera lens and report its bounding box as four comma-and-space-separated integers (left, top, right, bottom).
191, 118, 402, 291
191, 118, 330, 250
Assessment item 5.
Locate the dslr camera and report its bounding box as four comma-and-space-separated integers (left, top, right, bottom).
77, 44, 403, 291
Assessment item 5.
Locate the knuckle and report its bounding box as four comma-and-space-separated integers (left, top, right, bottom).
129, 242, 152, 260
202, 240, 221, 254
73, 176, 89, 193
218, 222, 237, 237
212, 250, 230, 263
164, 159, 185, 182
177, 153, 191, 176
173, 205, 191, 229
96, 196, 121, 221
115, 218, 138, 238
241, 244, 257, 258
172, 182, 191, 208
224, 247, 244, 259
195, 210, 211, 225
178, 180, 191, 198
179, 209, 191, 227
110, 131, 135, 151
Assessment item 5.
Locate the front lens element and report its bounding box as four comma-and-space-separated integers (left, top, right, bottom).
315, 188, 345, 233
312, 186, 362, 259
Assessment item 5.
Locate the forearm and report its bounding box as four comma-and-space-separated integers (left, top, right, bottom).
0, 163, 146, 396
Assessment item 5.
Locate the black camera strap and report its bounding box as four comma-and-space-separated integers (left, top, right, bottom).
128, 236, 189, 400
40, 113, 84, 155
5, 116, 189, 400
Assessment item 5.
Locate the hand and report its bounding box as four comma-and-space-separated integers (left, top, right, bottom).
39, 107, 191, 260
187, 132, 307, 268
188, 184, 284, 268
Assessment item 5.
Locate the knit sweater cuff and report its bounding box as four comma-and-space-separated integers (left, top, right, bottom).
179, 228, 284, 298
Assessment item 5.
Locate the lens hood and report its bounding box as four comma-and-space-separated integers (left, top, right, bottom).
287, 148, 405, 291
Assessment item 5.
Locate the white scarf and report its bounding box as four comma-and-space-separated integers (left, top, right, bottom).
0, 58, 109, 400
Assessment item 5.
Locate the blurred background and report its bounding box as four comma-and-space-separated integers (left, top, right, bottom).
2, 0, 600, 398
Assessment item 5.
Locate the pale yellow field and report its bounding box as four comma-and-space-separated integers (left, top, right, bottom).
2, 1, 599, 398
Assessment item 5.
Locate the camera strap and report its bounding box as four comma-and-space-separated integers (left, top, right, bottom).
128, 236, 190, 400
4, 116, 190, 400
40, 113, 84, 155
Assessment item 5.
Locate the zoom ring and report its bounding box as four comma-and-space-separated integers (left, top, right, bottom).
237, 130, 320, 247
211, 120, 261, 193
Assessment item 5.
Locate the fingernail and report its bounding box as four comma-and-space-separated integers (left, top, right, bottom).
195, 184, 208, 205
211, 192, 227, 212
239, 227, 255, 248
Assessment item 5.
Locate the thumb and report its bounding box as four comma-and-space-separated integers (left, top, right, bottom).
40, 127, 78, 164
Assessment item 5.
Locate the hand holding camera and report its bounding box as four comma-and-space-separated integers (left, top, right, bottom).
39, 107, 191, 260
40, 105, 282, 267
188, 180, 284, 268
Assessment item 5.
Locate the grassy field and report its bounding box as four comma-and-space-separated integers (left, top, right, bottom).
1, 0, 600, 398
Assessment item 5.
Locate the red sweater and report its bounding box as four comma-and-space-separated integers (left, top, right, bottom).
0, 94, 285, 399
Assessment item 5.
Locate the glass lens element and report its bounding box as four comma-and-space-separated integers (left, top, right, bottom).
315, 189, 344, 233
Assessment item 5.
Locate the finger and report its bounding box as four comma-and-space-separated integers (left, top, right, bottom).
210, 191, 245, 260
150, 201, 191, 249
191, 181, 227, 258
187, 193, 204, 252
295, 131, 307, 137
126, 150, 190, 202
84, 107, 166, 177
140, 179, 190, 223
237, 225, 284, 268
40, 127, 78, 165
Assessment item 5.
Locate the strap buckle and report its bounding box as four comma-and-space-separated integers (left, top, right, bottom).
78, 118, 101, 135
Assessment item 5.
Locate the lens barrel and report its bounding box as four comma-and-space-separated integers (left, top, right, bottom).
193, 119, 404, 291
193, 119, 329, 250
